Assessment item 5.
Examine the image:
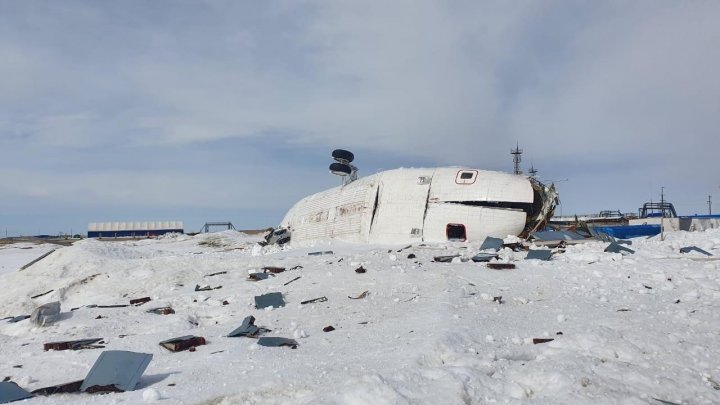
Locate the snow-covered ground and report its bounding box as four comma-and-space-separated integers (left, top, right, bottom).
1, 230, 719, 404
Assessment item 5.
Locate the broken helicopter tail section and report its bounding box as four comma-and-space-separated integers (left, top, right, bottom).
275, 150, 558, 246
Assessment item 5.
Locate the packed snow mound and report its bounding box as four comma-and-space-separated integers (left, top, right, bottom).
1, 230, 719, 404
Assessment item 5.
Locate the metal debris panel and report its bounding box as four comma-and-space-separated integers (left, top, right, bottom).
79, 350, 153, 393
679, 246, 712, 256
227, 316, 261, 338
0, 382, 33, 404
471, 253, 499, 262
605, 242, 635, 255
525, 250, 553, 261
254, 292, 285, 309
257, 337, 298, 349
479, 236, 504, 251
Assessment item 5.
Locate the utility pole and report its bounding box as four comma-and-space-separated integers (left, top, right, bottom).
660, 187, 665, 241
511, 143, 523, 175
709, 195, 712, 216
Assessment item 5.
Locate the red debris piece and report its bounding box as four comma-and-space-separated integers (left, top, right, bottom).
43, 338, 104, 351
159, 336, 207, 352
323, 326, 335, 332
354, 266, 366, 273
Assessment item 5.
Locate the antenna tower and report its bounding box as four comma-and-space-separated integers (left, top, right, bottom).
528, 165, 538, 178
511, 143, 523, 175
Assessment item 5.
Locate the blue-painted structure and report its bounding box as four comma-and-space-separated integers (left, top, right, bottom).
593, 224, 661, 239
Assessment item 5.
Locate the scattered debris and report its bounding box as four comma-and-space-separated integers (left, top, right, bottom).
195, 284, 222, 291
503, 242, 526, 252
80, 350, 153, 393
531, 230, 586, 242
20, 249, 57, 271
0, 381, 33, 403
255, 292, 285, 309
604, 242, 635, 255
284, 276, 302, 286
159, 336, 207, 352
617, 309, 632, 312
433, 254, 461, 263
653, 398, 683, 405
205, 271, 227, 277
32, 380, 83, 396
129, 297, 151, 306
257, 337, 298, 349
264, 228, 291, 245
643, 285, 653, 290
7, 315, 30, 323
480, 236, 504, 251
247, 273, 271, 281
407, 253, 416, 259
301, 296, 328, 305
222, 300, 229, 305
532, 338, 555, 344
30, 289, 54, 299
147, 307, 175, 315
471, 253, 499, 262
96, 304, 129, 308
679, 246, 712, 256
263, 266, 286, 274
30, 301, 61, 326
227, 316, 271, 338
525, 249, 553, 261
323, 326, 335, 332
44, 338, 104, 351
349, 291, 369, 300
493, 296, 503, 304
354, 266, 366, 273
487, 263, 515, 270
308, 251, 334, 256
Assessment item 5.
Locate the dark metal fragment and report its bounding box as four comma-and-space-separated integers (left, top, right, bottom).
283, 276, 302, 286
31, 380, 83, 396
433, 255, 460, 263
300, 296, 328, 305
257, 337, 298, 349
254, 292, 285, 309
532, 338, 554, 344
487, 263, 515, 270
30, 290, 54, 299
129, 297, 151, 306
323, 326, 335, 332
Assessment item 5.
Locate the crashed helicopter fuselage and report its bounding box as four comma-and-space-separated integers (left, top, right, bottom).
279, 165, 558, 246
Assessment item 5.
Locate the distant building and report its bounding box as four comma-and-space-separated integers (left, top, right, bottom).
88, 221, 184, 238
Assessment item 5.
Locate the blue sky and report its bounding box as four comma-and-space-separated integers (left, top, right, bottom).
1, 1, 719, 236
